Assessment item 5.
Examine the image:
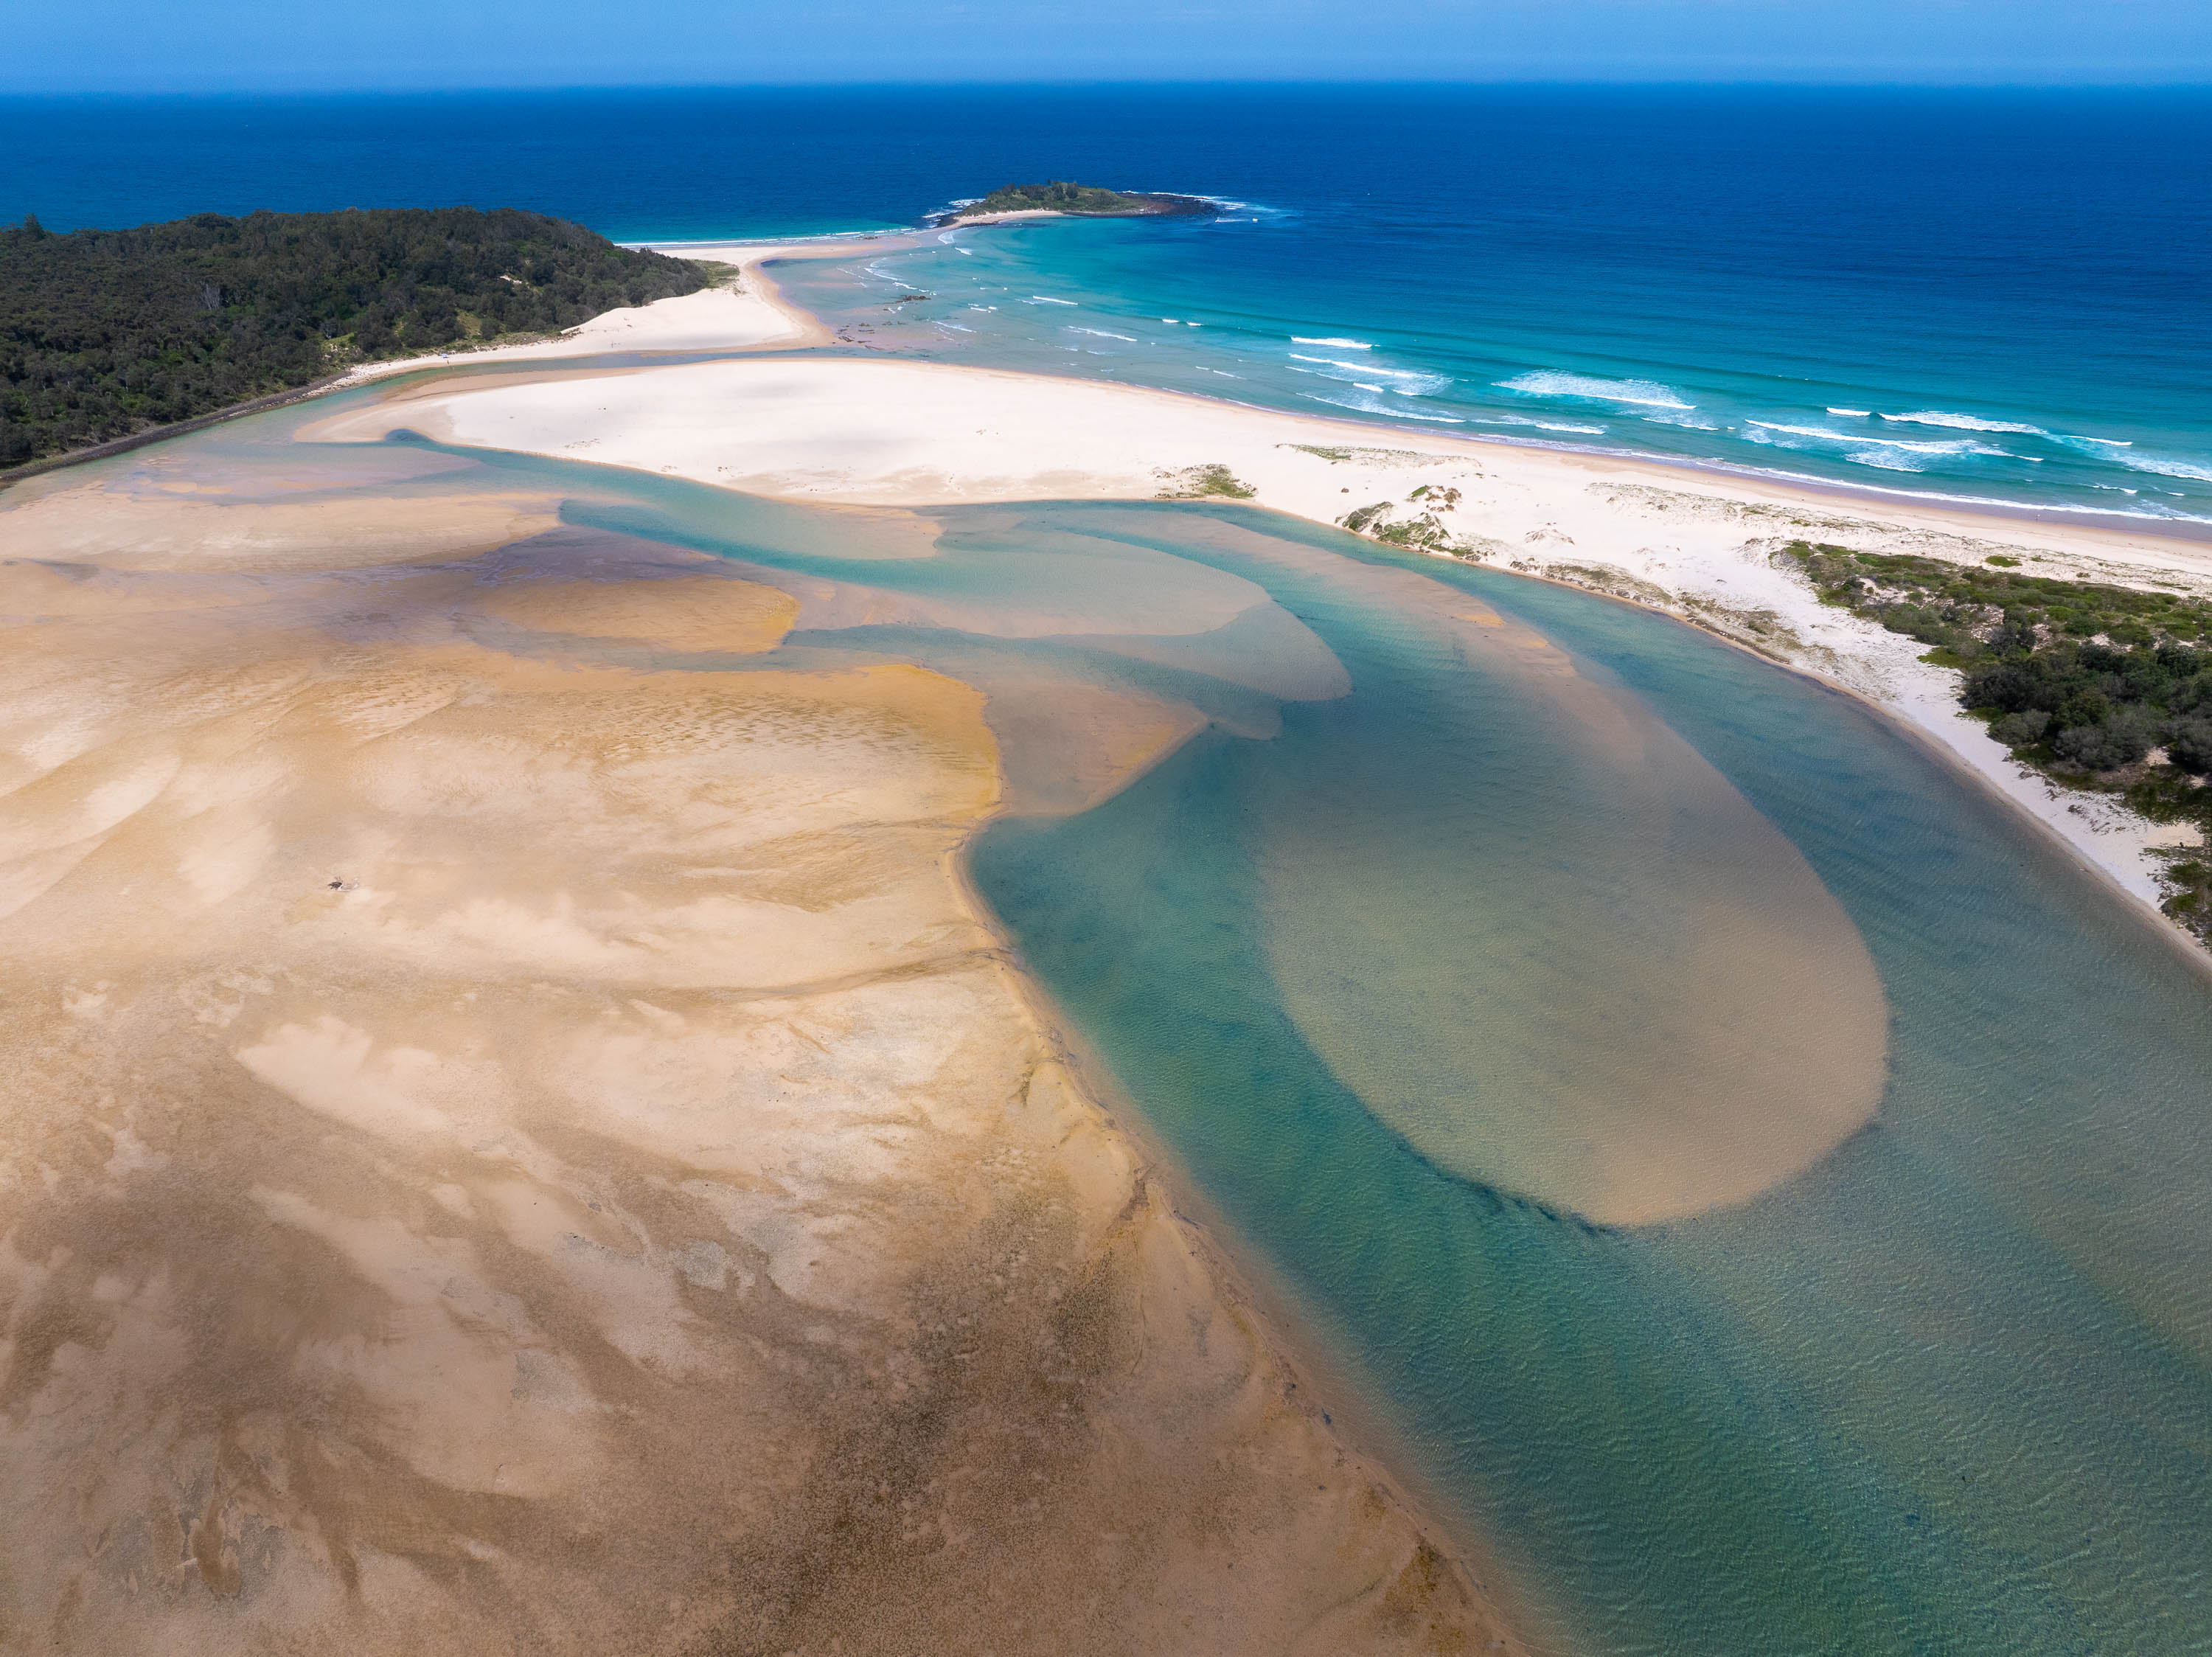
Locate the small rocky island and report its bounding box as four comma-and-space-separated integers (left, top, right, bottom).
936, 181, 1214, 224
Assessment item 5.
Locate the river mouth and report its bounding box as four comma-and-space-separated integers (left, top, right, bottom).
20, 407, 2210, 1653
967, 504, 2212, 1656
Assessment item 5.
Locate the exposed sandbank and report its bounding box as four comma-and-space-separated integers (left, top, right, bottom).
0, 450, 1518, 1653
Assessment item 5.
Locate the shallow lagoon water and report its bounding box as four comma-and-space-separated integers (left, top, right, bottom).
470, 445, 2212, 1652
28, 400, 2212, 1652
969, 510, 2212, 1655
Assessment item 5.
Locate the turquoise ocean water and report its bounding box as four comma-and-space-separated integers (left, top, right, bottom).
9, 86, 2212, 1651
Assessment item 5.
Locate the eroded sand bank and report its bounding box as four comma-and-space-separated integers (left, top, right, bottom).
0, 465, 1517, 1653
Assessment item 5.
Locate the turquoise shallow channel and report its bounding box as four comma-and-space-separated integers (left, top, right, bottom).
83, 397, 2212, 1653
535, 448, 2212, 1654
959, 515, 2212, 1655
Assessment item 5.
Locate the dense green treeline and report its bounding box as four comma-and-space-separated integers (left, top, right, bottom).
0, 207, 708, 465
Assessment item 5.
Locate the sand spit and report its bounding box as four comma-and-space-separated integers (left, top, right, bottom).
0, 467, 1514, 1655
336, 253, 830, 388
305, 349, 2212, 923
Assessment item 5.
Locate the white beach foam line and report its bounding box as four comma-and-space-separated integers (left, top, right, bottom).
1029, 296, 1079, 306
1828, 407, 1873, 417
1071, 328, 1140, 342
1293, 336, 1374, 349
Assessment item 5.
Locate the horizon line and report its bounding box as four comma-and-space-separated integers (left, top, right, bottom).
5, 76, 2212, 98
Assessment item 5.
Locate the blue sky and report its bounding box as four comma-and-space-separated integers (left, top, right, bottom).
7, 0, 2208, 91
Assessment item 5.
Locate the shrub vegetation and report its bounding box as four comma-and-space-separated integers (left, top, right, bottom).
1782, 541, 2212, 936
952, 182, 1171, 220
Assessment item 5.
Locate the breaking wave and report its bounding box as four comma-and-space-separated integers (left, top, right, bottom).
1498, 371, 1693, 409
1879, 410, 2048, 434
1471, 414, 1608, 436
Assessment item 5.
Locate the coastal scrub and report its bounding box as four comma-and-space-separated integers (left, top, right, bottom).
1781, 540, 2212, 937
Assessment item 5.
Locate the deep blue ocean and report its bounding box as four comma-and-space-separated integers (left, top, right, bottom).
4, 84, 2210, 519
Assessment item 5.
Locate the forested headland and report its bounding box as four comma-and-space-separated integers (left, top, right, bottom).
0, 207, 709, 466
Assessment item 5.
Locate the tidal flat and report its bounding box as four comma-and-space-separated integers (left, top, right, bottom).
4, 359, 2210, 1656
0, 413, 1509, 1654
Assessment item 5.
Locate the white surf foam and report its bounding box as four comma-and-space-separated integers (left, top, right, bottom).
1292, 336, 1374, 349
1879, 410, 2049, 435
1826, 407, 1872, 417
1029, 296, 1078, 306
1497, 370, 1692, 409
1070, 327, 1138, 342
2108, 451, 2212, 484
1471, 414, 1608, 436
1293, 354, 1448, 393
1745, 420, 1997, 455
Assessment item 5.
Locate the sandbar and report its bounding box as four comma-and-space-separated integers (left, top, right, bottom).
0, 456, 1519, 1653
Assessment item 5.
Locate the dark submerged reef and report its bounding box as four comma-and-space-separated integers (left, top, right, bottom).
0, 208, 709, 465
1784, 541, 2212, 935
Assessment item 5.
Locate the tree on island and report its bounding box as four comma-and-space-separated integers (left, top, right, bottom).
947, 182, 1206, 221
